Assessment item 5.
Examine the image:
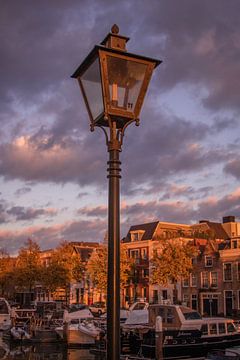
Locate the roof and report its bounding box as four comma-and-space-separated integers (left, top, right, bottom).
123, 221, 159, 243
206, 221, 229, 240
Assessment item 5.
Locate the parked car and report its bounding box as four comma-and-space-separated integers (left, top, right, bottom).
68, 303, 88, 313
89, 302, 106, 316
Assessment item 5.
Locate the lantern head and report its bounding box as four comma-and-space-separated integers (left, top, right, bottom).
71, 25, 161, 129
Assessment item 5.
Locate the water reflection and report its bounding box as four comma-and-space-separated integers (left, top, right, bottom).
0, 337, 105, 360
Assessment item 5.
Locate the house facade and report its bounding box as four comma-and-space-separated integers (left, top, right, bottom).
122, 215, 240, 317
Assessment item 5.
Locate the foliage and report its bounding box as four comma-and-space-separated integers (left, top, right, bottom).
15, 239, 42, 292
42, 241, 85, 293
151, 238, 198, 286
86, 244, 132, 295
0, 249, 15, 297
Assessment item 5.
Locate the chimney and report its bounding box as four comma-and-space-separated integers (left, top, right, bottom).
223, 216, 235, 223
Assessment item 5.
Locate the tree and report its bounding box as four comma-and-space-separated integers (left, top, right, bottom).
0, 249, 15, 298
42, 241, 85, 302
151, 238, 198, 304
86, 244, 132, 303
15, 239, 42, 293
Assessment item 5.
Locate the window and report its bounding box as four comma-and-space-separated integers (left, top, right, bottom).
183, 277, 189, 287
237, 263, 240, 281
143, 269, 149, 278
191, 294, 197, 310
210, 272, 218, 288
191, 273, 197, 287
209, 323, 217, 335
143, 287, 147, 298
153, 290, 158, 304
201, 272, 209, 288
201, 324, 208, 335
141, 248, 148, 260
223, 263, 232, 281
131, 231, 144, 242
227, 323, 235, 333
167, 308, 174, 323
162, 290, 168, 300
132, 233, 140, 241
205, 256, 213, 267
183, 294, 189, 306
218, 323, 226, 334
130, 250, 139, 259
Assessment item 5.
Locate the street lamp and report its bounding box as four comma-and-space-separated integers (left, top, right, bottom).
71, 24, 161, 360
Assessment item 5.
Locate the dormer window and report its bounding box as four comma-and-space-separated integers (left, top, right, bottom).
130, 230, 144, 242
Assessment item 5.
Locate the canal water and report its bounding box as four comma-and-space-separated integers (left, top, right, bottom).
0, 335, 105, 359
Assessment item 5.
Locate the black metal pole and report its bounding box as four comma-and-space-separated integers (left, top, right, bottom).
107, 148, 121, 360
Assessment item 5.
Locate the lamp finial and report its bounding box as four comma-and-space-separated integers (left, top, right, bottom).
111, 24, 119, 34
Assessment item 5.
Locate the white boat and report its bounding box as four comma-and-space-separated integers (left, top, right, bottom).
10, 326, 31, 340
0, 298, 12, 331
55, 319, 103, 345
55, 307, 102, 345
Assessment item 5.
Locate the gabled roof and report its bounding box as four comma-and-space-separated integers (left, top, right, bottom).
123, 221, 159, 243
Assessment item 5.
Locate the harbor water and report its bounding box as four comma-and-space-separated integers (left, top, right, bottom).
0, 333, 105, 360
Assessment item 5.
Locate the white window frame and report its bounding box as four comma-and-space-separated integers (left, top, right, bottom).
205, 255, 213, 267
210, 271, 218, 288
223, 262, 232, 282
130, 249, 139, 259
182, 277, 190, 287
130, 230, 144, 242
190, 273, 197, 287
201, 271, 209, 288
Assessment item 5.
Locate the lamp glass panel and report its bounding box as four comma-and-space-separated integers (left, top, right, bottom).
106, 55, 148, 112
81, 58, 103, 120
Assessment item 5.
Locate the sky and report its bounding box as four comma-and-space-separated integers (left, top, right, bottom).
1, 0, 240, 255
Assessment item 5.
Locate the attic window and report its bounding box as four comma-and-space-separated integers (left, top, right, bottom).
131, 231, 144, 242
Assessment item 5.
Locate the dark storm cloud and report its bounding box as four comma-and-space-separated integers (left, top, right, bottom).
125, 0, 240, 111
78, 206, 107, 218
6, 206, 57, 221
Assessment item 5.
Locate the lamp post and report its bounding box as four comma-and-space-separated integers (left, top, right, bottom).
71, 24, 161, 360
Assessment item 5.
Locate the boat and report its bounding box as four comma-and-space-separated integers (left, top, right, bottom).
0, 298, 12, 331
10, 326, 31, 340
122, 303, 240, 359
55, 307, 103, 346
55, 318, 103, 346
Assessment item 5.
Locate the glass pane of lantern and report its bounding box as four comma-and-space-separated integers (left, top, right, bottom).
106, 55, 148, 112
81, 58, 103, 120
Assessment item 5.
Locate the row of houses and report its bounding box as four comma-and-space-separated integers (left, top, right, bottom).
122, 215, 240, 317
24, 215, 240, 318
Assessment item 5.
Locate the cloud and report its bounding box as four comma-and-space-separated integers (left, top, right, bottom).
6, 206, 57, 222
224, 159, 240, 180
14, 187, 32, 197
78, 205, 107, 218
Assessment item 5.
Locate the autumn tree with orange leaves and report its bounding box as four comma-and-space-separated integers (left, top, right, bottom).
151, 238, 198, 304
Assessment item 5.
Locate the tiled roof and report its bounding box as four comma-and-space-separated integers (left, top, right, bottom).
123, 221, 159, 242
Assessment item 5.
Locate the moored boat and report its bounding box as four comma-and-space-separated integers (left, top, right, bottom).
0, 298, 12, 331
122, 303, 240, 359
